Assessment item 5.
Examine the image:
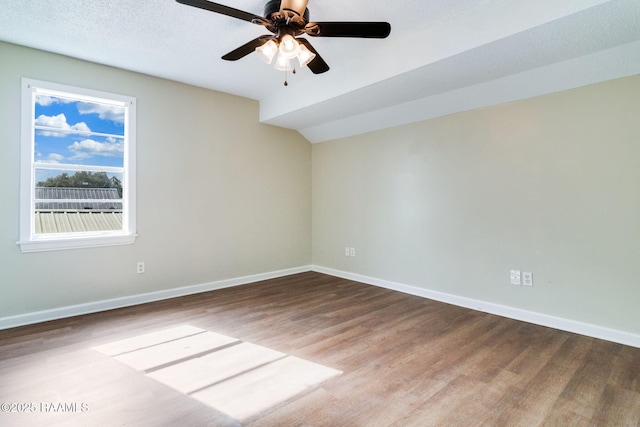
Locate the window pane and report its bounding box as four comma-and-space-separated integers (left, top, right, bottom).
34, 169, 123, 235
35, 95, 125, 136
35, 131, 125, 168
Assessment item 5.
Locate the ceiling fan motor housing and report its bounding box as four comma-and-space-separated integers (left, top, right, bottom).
264, 0, 310, 24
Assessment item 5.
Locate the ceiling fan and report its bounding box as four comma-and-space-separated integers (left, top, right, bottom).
175, 0, 391, 79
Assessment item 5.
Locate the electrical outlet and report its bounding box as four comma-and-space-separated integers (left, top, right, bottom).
510, 270, 521, 285
137, 262, 145, 274
350, 247, 356, 257
523, 272, 533, 287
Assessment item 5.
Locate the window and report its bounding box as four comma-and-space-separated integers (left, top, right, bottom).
19, 78, 136, 252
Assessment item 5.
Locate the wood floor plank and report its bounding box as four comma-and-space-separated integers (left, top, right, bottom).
1, 272, 639, 426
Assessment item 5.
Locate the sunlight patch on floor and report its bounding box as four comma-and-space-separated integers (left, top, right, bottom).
93, 325, 341, 422
93, 325, 208, 356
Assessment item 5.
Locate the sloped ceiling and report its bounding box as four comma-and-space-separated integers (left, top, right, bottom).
1, 0, 639, 143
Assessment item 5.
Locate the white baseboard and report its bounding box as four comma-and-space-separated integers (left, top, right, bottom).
312, 265, 640, 349
4, 265, 638, 349
0, 266, 312, 331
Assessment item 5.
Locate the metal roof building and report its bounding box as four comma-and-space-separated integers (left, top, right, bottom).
35, 187, 122, 211
34, 211, 123, 233
34, 187, 123, 234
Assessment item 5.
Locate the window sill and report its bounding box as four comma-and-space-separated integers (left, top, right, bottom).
17, 234, 137, 253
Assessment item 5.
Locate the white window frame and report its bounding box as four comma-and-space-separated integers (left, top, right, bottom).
18, 78, 137, 253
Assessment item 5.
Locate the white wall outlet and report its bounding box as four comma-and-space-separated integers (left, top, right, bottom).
510, 270, 521, 285
350, 247, 356, 257
523, 272, 533, 287
137, 262, 145, 274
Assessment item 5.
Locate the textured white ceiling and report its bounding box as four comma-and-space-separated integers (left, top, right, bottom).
1, 0, 639, 143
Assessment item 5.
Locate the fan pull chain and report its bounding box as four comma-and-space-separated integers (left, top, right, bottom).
283, 65, 296, 87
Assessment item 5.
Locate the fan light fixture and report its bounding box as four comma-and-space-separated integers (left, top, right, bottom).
274, 53, 293, 71
255, 40, 278, 64
279, 34, 300, 59
296, 44, 315, 67
255, 36, 316, 72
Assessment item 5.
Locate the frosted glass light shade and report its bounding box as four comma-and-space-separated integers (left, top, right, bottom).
274, 53, 293, 71
279, 34, 300, 59
297, 44, 316, 67
255, 40, 278, 64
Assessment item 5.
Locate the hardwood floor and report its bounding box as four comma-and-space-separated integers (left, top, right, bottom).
1, 272, 639, 426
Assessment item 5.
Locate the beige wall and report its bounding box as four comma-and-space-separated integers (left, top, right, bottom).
3, 40, 639, 339
313, 74, 640, 335
0, 41, 311, 318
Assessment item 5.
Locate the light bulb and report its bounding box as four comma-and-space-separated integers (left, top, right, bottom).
297, 44, 316, 67
255, 40, 278, 64
278, 34, 300, 60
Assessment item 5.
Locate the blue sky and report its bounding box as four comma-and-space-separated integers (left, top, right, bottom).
34, 95, 125, 168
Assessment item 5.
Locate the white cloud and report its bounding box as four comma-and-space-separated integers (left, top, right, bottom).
35, 152, 66, 164
48, 153, 66, 162
35, 95, 55, 107
77, 102, 125, 124
35, 113, 91, 136
35, 95, 74, 107
68, 138, 124, 159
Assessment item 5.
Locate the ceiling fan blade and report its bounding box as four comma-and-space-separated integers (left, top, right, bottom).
297, 39, 330, 74
279, 0, 309, 16
305, 22, 391, 38
222, 36, 272, 61
175, 0, 263, 24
